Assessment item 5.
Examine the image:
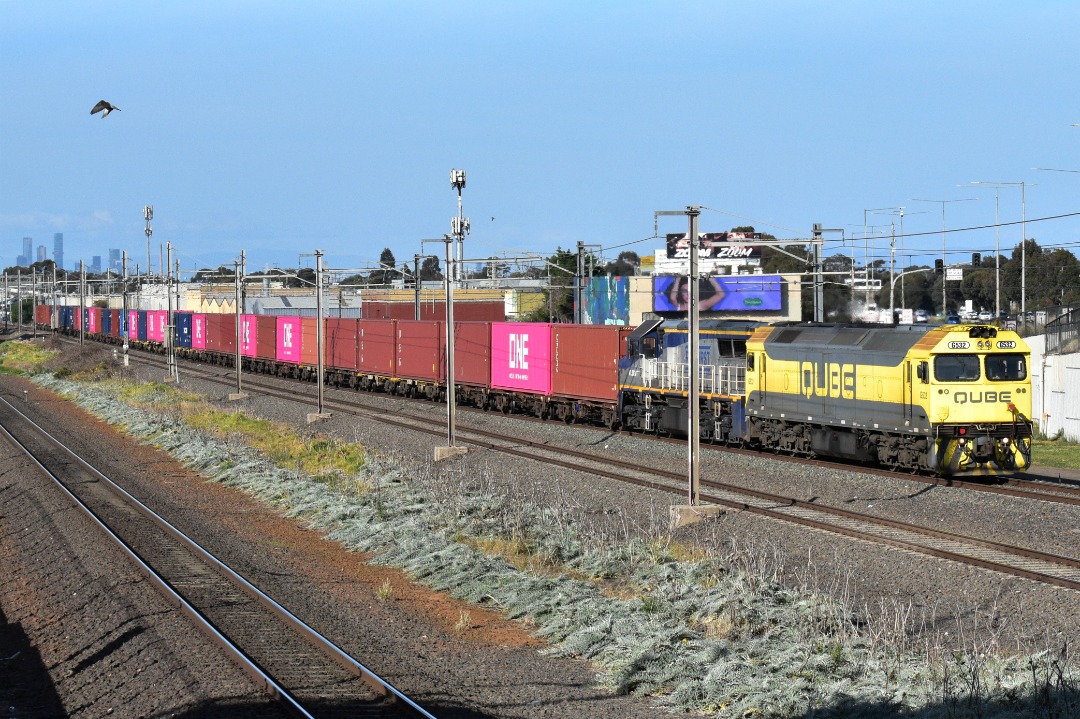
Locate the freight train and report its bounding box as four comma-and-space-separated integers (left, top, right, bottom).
36, 305, 1033, 476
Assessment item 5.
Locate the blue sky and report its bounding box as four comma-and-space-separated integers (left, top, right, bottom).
3, 1, 1080, 276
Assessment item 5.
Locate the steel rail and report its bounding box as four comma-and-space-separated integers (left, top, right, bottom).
0, 393, 438, 719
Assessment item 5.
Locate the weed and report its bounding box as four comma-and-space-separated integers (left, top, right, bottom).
454, 610, 471, 634
375, 578, 393, 602
0, 340, 57, 374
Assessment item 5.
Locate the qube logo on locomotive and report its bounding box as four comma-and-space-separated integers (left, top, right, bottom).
953, 390, 1012, 405
800, 361, 856, 400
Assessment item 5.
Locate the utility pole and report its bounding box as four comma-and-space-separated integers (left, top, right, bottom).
307, 249, 330, 423
812, 224, 824, 322
575, 241, 585, 324
31, 269, 38, 340
144, 205, 153, 282
450, 169, 469, 285
655, 206, 703, 519
229, 253, 248, 401
50, 264, 57, 329
434, 233, 466, 461
78, 261, 85, 345
122, 251, 129, 366
165, 242, 177, 381
16, 269, 22, 335
414, 254, 422, 321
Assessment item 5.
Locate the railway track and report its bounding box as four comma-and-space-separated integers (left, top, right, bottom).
109, 346, 1080, 594
113, 339, 1080, 507
0, 392, 438, 719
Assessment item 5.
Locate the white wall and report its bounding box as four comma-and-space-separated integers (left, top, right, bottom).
1028, 334, 1080, 441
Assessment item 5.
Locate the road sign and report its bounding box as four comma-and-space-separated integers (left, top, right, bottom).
945, 267, 963, 281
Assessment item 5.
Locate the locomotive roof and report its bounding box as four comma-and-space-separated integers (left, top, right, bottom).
755, 322, 1026, 357
662, 319, 766, 332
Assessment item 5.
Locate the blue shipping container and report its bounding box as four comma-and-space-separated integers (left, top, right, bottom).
136, 311, 148, 342
175, 312, 193, 348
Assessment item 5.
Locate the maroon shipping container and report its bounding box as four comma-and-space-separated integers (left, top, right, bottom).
454, 321, 491, 387
363, 300, 504, 322
300, 317, 320, 367
452, 302, 504, 321
35, 305, 50, 325
357, 319, 396, 375
255, 315, 277, 360
396, 320, 444, 382
550, 325, 630, 402
205, 313, 236, 353
109, 309, 121, 337
325, 317, 359, 371
362, 301, 391, 319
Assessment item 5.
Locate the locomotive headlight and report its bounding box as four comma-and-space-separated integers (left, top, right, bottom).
958, 438, 966, 446
1002, 437, 1010, 445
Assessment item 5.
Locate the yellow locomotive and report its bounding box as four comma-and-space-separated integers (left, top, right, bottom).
743, 323, 1032, 474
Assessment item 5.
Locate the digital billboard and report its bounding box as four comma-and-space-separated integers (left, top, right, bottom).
581, 275, 630, 325
653, 275, 783, 313
665, 232, 762, 261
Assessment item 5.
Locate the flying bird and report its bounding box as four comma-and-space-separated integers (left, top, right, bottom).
90, 100, 120, 118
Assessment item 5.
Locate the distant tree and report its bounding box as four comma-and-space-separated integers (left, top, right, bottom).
535, 246, 603, 322
604, 251, 639, 275
367, 247, 397, 286
419, 255, 442, 282
194, 266, 237, 283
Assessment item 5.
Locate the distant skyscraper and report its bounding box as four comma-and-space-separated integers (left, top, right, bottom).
91, 255, 102, 274
53, 233, 64, 272
19, 236, 32, 266
108, 248, 122, 275
37, 245, 46, 263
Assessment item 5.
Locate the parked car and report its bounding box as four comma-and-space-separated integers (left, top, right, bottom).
946, 313, 961, 324
978, 309, 994, 321
914, 309, 930, 323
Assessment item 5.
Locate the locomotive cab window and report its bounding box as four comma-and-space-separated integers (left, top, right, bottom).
985, 353, 1027, 381
747, 353, 755, 371
934, 354, 980, 382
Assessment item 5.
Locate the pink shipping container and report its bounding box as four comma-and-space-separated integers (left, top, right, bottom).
86, 307, 100, 334
191, 314, 207, 349
127, 308, 140, 341
276, 316, 302, 364
453, 321, 491, 387
300, 318, 320, 367
326, 317, 359, 371
145, 310, 162, 342
396, 320, 444, 382
205, 314, 236, 353
550, 325, 632, 402
357, 319, 395, 375
254, 315, 276, 360
490, 322, 552, 395
144, 310, 157, 341
239, 314, 258, 357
